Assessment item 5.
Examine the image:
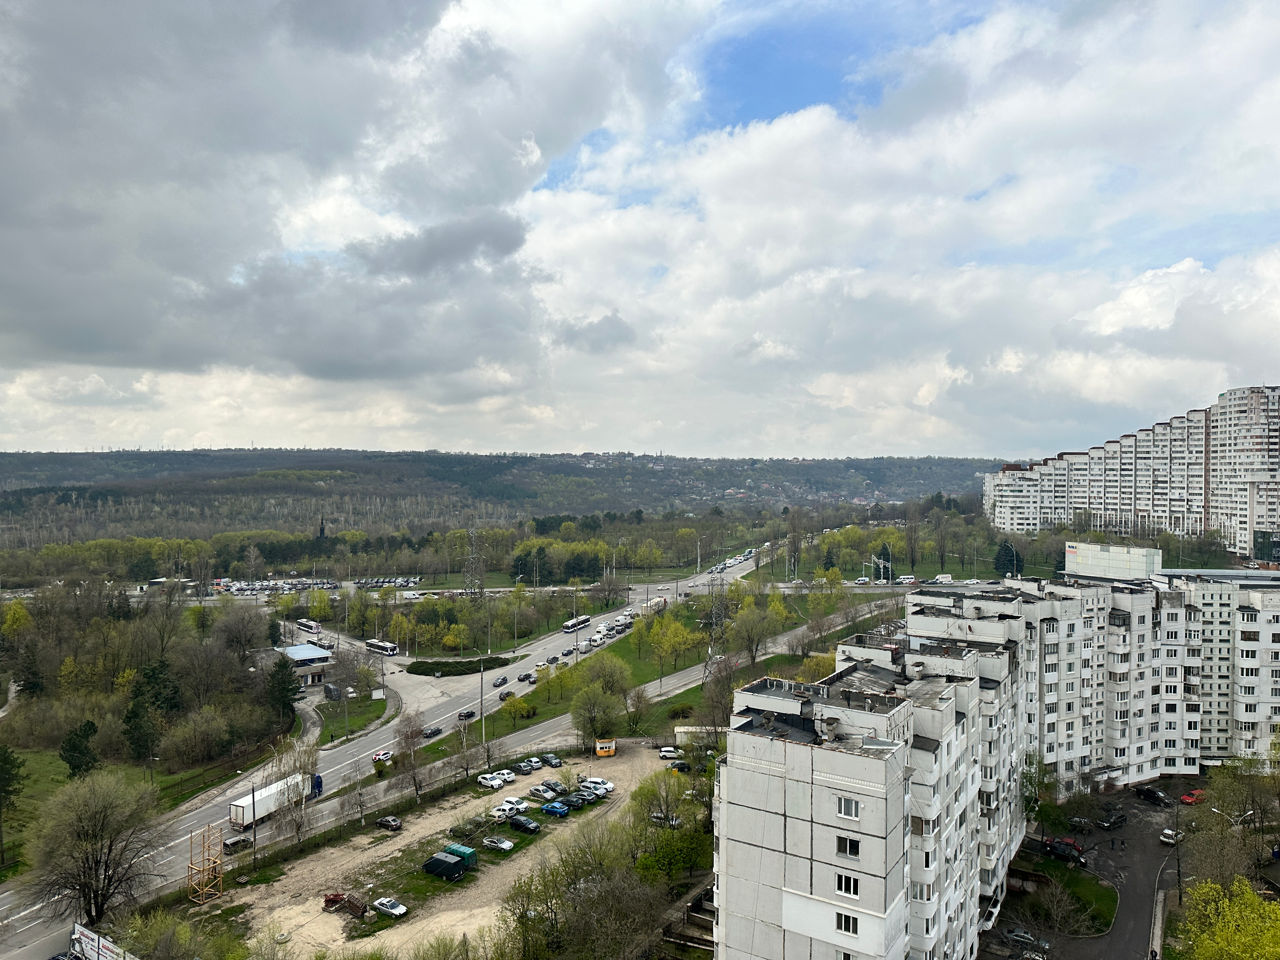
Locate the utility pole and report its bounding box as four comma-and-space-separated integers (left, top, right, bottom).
464, 528, 485, 600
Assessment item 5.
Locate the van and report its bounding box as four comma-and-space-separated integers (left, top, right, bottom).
894, 575, 917, 585
223, 835, 254, 854
423, 852, 467, 881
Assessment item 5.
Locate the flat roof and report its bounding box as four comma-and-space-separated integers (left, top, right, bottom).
282, 643, 332, 661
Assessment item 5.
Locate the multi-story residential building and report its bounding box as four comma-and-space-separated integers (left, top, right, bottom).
983, 385, 1280, 558
714, 636, 1026, 960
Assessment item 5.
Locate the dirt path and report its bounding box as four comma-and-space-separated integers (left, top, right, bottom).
229, 745, 669, 955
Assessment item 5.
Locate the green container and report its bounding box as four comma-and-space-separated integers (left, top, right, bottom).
443, 843, 478, 868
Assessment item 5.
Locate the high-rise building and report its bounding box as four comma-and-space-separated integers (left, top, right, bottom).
983, 385, 1280, 558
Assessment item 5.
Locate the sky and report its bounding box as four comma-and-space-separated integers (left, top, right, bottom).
3, 0, 1280, 459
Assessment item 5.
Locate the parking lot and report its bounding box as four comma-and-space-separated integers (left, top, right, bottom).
982, 779, 1199, 960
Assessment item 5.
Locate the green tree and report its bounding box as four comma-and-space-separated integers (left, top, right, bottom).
729, 597, 771, 664
59, 720, 101, 779
571, 682, 623, 747
1181, 875, 1280, 959
26, 770, 160, 924
994, 539, 1024, 578
500, 694, 535, 732
0, 745, 28, 865
306, 588, 332, 622
265, 655, 304, 722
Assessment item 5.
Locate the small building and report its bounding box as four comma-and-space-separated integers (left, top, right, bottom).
280, 643, 331, 686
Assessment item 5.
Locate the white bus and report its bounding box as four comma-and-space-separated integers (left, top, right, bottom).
562, 615, 591, 634
297, 619, 321, 636
365, 639, 398, 656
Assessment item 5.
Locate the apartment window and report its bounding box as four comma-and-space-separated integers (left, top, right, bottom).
1242, 668, 1260, 677
836, 912, 858, 935
1164, 739, 1177, 749
1164, 685, 1179, 695
836, 873, 859, 898
1242, 649, 1258, 660
837, 836, 860, 858
1167, 612, 1179, 623
836, 797, 860, 820
911, 881, 935, 900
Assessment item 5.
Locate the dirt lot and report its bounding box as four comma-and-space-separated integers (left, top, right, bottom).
226, 744, 673, 956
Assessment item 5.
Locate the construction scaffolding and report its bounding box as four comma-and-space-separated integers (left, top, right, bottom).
188, 824, 223, 904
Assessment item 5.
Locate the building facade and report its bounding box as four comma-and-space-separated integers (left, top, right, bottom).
983, 385, 1280, 558
714, 636, 1027, 960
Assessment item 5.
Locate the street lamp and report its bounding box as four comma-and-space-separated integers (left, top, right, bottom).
1211, 807, 1254, 827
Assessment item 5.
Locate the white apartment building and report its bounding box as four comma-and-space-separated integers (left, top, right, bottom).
983, 385, 1280, 558
714, 636, 1026, 960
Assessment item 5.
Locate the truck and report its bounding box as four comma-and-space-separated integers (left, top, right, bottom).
643, 596, 668, 615
578, 639, 592, 654
228, 773, 318, 831
443, 843, 478, 868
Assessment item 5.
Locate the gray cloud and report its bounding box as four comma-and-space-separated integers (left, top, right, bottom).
348, 211, 527, 276
555, 311, 638, 354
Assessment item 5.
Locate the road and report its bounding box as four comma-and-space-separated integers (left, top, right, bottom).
0, 554, 904, 958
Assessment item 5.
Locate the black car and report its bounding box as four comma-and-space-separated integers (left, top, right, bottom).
222, 834, 254, 853
572, 790, 599, 805
493, 675, 509, 688
541, 753, 563, 768
559, 793, 585, 809
499, 690, 515, 701
547, 655, 560, 665
508, 814, 541, 834
516, 672, 532, 682
1095, 811, 1127, 830
422, 725, 444, 739
1136, 784, 1174, 807
1041, 839, 1086, 866
1067, 816, 1093, 833
668, 760, 692, 773
541, 779, 568, 795
562, 647, 575, 657
458, 709, 477, 721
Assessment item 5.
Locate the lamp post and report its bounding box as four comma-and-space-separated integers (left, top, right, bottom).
1211, 807, 1254, 827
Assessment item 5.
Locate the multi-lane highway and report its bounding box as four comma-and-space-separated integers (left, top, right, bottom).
1, 550, 885, 958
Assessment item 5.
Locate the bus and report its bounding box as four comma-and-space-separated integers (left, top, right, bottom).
562, 615, 591, 634
366, 639, 398, 656
297, 619, 321, 636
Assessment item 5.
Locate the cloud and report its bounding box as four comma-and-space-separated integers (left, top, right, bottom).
555, 310, 638, 354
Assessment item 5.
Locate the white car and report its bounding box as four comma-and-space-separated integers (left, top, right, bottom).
373, 897, 407, 918
525, 756, 544, 769
502, 797, 529, 813
477, 773, 503, 789
488, 805, 512, 822
579, 782, 608, 798
854, 577, 870, 585
658, 746, 684, 760
580, 777, 615, 793
1160, 828, 1185, 845
495, 769, 516, 783
483, 836, 514, 852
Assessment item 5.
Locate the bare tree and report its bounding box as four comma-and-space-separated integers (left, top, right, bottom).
623, 685, 652, 735
214, 601, 268, 664
455, 718, 480, 779
396, 710, 430, 802
24, 770, 161, 924
270, 740, 318, 845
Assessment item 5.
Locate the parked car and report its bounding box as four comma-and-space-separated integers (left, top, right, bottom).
375, 816, 402, 831
508, 814, 541, 834
1136, 785, 1174, 807
649, 812, 683, 828
488, 806, 512, 822
541, 779, 568, 795
422, 725, 444, 739
502, 797, 529, 813
572, 790, 600, 805
525, 756, 544, 769
1005, 928, 1051, 952
1067, 816, 1093, 832
668, 760, 692, 773
529, 784, 557, 801
558, 793, 585, 809
979, 898, 1001, 932
223, 834, 254, 853
541, 802, 570, 818
579, 782, 608, 798
477, 773, 504, 790
449, 816, 487, 838
372, 750, 393, 764
494, 769, 516, 783
373, 897, 408, 918
1160, 828, 1185, 846
1181, 788, 1206, 805
1050, 836, 1084, 854
458, 709, 477, 721
580, 776, 615, 793
1095, 811, 1127, 830
541, 753, 563, 768
1041, 839, 1086, 866
484, 836, 514, 852
658, 746, 683, 760
492, 675, 508, 687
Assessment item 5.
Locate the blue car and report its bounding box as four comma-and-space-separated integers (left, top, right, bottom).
541, 802, 570, 818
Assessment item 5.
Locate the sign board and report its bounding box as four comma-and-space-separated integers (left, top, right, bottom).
71, 923, 140, 960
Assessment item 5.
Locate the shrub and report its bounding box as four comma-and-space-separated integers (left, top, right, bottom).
406, 656, 511, 677
667, 704, 694, 720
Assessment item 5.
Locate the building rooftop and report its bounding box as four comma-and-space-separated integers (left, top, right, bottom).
281, 643, 332, 662
730, 707, 902, 758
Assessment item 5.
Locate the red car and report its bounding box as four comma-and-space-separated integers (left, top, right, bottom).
1180, 789, 1206, 805
1051, 836, 1084, 854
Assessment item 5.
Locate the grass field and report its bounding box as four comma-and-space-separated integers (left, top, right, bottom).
317, 695, 389, 744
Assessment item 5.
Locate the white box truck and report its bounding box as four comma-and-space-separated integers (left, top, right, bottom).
228, 773, 312, 831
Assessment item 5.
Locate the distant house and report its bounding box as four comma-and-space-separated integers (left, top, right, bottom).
279, 642, 331, 686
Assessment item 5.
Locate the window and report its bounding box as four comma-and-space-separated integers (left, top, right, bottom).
837, 797, 860, 819
836, 873, 859, 897
837, 836, 860, 858
836, 912, 858, 935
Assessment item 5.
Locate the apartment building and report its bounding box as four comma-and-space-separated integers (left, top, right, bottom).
983, 385, 1280, 558
714, 636, 1026, 960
